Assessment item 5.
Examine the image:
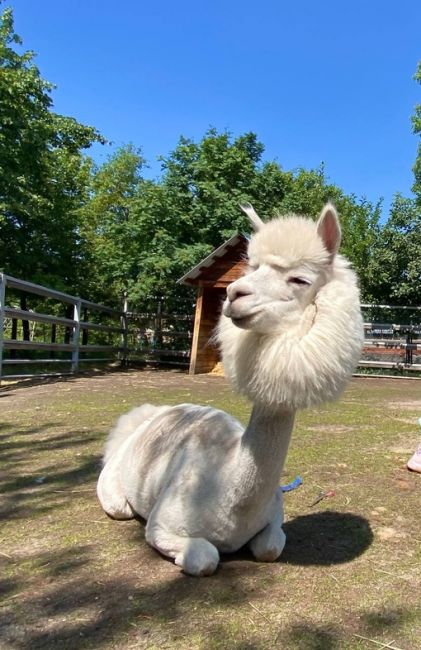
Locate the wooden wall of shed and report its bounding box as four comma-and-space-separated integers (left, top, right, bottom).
189, 286, 225, 374
198, 258, 247, 285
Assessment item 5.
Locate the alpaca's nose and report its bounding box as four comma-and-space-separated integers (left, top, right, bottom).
226, 282, 253, 303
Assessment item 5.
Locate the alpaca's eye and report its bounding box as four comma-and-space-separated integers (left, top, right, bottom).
288, 277, 311, 286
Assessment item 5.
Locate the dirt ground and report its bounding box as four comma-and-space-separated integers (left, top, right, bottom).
1, 370, 420, 649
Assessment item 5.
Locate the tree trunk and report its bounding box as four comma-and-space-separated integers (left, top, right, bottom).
10, 318, 17, 359
64, 304, 73, 344
21, 294, 30, 341
82, 307, 88, 345
51, 323, 57, 358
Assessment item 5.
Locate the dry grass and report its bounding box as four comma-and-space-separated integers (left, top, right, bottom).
1, 370, 420, 649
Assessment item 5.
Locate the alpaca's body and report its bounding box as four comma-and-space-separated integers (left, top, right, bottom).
97, 203, 364, 575
97, 403, 289, 555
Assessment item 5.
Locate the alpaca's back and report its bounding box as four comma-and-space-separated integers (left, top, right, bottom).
103, 403, 171, 464
105, 403, 243, 521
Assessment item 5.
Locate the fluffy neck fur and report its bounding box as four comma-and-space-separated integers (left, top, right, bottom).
218, 253, 364, 410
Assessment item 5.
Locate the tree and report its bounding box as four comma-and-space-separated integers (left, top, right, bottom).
79, 145, 149, 303
159, 129, 266, 245
412, 61, 421, 204
82, 131, 382, 311
0, 5, 104, 291
79, 145, 210, 310
365, 194, 421, 306
362, 62, 421, 307
80, 132, 268, 308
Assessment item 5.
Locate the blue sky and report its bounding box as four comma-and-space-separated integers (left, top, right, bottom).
8, 0, 421, 217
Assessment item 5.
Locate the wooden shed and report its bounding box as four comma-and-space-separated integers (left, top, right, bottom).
179, 233, 249, 374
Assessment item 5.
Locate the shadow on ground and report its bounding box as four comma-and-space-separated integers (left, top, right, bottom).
281, 510, 373, 565
282, 607, 416, 650
217, 510, 373, 568
0, 547, 272, 649
0, 367, 125, 395
0, 421, 101, 521
1, 542, 413, 650
0, 365, 187, 397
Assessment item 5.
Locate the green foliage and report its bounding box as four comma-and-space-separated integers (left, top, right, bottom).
159, 129, 265, 244
0, 5, 104, 291
412, 61, 421, 203
79, 145, 146, 300
159, 134, 382, 303
365, 194, 421, 305
78, 145, 206, 309
80, 132, 382, 309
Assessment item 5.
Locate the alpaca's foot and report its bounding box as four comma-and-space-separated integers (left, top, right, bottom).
249, 524, 286, 562
174, 538, 220, 577
145, 522, 219, 576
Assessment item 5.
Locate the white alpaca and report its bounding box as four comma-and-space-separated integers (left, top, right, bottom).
97, 203, 364, 576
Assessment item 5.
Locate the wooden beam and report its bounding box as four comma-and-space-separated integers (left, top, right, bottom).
198, 281, 231, 289
191, 287, 223, 374
189, 287, 204, 375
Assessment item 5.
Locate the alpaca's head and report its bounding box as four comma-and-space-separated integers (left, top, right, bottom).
223, 203, 340, 334
218, 203, 364, 410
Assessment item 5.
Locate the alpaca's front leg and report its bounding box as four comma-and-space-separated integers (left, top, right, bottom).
248, 490, 286, 562
145, 511, 219, 577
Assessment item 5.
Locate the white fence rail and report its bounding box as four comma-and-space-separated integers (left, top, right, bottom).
0, 273, 127, 381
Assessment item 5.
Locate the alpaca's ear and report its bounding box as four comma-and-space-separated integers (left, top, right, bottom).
239, 202, 264, 231
317, 203, 341, 259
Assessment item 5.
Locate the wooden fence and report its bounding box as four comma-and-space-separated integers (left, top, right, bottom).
0, 274, 195, 382
0, 274, 420, 382
0, 273, 129, 381
360, 304, 421, 373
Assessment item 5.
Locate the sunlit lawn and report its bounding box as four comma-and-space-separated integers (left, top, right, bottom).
1, 370, 420, 649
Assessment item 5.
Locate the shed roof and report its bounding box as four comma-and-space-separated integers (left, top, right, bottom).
178, 233, 249, 286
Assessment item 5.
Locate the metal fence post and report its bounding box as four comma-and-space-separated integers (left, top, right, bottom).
0, 274, 5, 383
155, 297, 163, 349
405, 328, 414, 366
71, 299, 81, 374
120, 294, 128, 366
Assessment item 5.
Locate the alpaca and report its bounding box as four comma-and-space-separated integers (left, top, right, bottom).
97, 203, 364, 576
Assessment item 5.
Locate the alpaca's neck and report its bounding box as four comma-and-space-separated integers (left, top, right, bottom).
235, 404, 295, 506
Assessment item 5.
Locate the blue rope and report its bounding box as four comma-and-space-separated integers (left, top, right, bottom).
281, 475, 303, 492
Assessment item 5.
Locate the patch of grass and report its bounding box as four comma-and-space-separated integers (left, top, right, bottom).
1, 370, 420, 649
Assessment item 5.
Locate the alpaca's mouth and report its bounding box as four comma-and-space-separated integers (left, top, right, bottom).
230, 310, 262, 328
224, 296, 264, 326
231, 315, 252, 325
